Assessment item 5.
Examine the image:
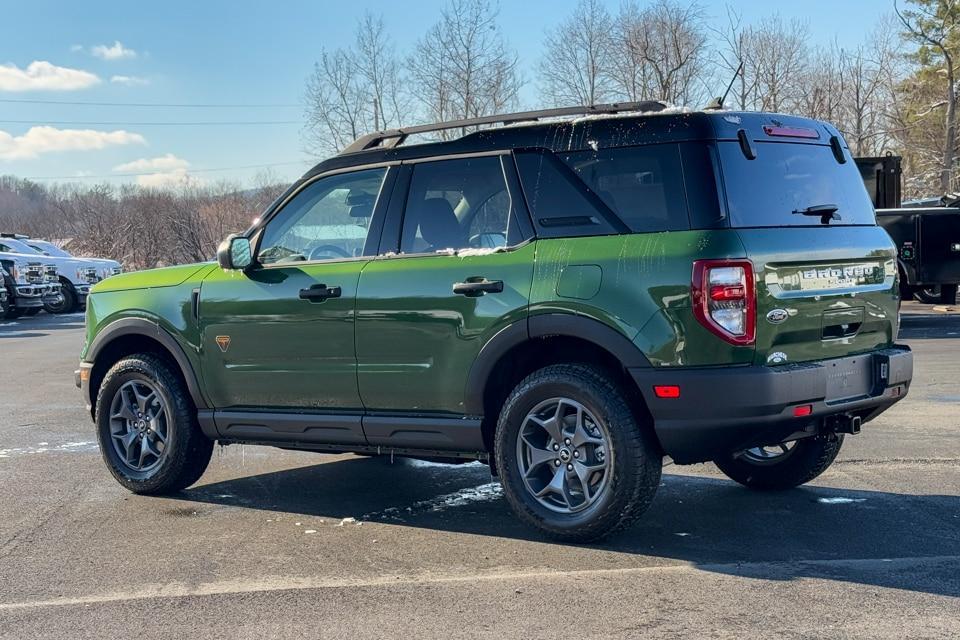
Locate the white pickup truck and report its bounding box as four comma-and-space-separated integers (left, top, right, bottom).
0, 248, 61, 319
0, 236, 97, 314
22, 238, 123, 285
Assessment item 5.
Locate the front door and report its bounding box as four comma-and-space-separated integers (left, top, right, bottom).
199, 167, 393, 421
355, 154, 535, 416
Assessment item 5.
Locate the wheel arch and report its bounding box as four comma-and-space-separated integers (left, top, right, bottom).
85, 318, 208, 419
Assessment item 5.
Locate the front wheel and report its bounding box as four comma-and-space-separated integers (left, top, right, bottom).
713, 435, 844, 491
95, 354, 213, 494
44, 283, 77, 313
495, 364, 662, 542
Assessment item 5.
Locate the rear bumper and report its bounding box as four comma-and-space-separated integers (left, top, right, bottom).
630, 345, 913, 464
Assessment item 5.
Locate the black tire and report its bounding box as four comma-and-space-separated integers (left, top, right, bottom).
95, 354, 213, 495
494, 364, 662, 542
4, 306, 21, 319
713, 435, 844, 491
939, 284, 958, 305
915, 286, 941, 304
23, 307, 41, 316
44, 282, 77, 313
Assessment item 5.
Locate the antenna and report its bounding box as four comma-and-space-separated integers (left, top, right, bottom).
705, 61, 744, 111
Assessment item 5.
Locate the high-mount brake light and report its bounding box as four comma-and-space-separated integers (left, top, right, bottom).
692, 260, 756, 345
762, 125, 820, 139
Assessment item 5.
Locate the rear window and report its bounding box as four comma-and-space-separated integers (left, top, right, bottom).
718, 142, 876, 227
560, 145, 689, 233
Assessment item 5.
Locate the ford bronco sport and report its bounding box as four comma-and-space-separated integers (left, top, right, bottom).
77, 103, 913, 541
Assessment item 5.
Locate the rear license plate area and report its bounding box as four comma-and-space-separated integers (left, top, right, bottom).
824, 356, 874, 403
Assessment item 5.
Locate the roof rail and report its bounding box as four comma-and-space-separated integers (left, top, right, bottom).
339, 101, 668, 155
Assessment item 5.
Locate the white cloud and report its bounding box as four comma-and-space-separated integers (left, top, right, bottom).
114, 153, 189, 173
136, 169, 205, 188
91, 41, 137, 61
110, 75, 149, 86
0, 61, 100, 92
113, 154, 203, 188
0, 127, 145, 161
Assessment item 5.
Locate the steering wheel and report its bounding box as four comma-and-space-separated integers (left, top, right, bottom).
307, 244, 351, 260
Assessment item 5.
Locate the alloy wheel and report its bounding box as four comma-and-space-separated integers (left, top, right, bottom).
516, 397, 612, 514
108, 380, 170, 472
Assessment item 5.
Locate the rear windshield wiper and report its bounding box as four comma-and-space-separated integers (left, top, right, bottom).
792, 204, 841, 224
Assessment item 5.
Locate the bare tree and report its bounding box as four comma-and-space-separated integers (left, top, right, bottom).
407, 0, 521, 134
615, 0, 710, 106
539, 0, 615, 106
711, 7, 760, 110
751, 15, 810, 113
303, 12, 406, 155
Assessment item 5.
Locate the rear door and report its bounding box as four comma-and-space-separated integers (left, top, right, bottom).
716, 136, 899, 367
354, 153, 535, 422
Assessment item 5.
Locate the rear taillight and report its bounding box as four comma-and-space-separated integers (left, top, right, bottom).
692, 259, 756, 345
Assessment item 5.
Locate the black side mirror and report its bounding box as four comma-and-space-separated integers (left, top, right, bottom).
217, 234, 253, 270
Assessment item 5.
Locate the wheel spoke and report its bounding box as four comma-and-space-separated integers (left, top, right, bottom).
523, 442, 556, 477
133, 386, 156, 415
572, 461, 594, 502
535, 465, 570, 508
571, 421, 604, 448
528, 414, 562, 445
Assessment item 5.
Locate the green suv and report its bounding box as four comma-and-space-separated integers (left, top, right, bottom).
77, 103, 913, 541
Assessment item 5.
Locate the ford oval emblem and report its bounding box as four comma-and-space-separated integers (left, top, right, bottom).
766, 309, 789, 324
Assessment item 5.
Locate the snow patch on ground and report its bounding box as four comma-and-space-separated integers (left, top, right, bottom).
0, 441, 98, 458
363, 482, 503, 522
817, 497, 867, 504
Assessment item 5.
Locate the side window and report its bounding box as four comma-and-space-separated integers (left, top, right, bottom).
400, 156, 520, 254
560, 144, 689, 232
514, 150, 621, 238
257, 168, 386, 265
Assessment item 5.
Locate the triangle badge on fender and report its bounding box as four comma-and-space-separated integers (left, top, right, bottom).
215, 336, 231, 353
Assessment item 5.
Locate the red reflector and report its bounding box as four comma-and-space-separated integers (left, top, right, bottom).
709, 285, 745, 301
762, 125, 820, 139
654, 385, 681, 399
793, 405, 813, 417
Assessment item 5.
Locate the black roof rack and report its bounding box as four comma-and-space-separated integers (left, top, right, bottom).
339, 101, 668, 155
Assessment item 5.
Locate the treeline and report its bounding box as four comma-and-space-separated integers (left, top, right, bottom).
304, 0, 960, 198
0, 176, 286, 268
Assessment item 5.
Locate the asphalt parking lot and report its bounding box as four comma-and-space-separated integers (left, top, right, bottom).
0, 304, 957, 639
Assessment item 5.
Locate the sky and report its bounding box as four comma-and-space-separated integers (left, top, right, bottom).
0, 0, 892, 188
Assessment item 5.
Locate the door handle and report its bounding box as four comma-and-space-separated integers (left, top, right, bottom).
452, 278, 503, 297
299, 284, 342, 302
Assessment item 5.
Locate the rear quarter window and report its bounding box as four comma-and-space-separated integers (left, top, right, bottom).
560, 145, 690, 233
718, 141, 876, 227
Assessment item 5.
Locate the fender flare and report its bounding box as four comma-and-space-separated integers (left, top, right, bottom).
85, 317, 209, 410
463, 313, 652, 415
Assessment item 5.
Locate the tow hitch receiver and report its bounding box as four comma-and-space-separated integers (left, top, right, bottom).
825, 414, 862, 435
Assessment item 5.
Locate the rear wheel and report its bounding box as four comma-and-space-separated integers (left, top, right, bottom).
494, 364, 662, 542
915, 286, 942, 304
95, 354, 213, 494
713, 435, 844, 490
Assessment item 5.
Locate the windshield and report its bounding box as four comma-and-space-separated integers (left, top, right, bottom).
718, 142, 876, 227
0, 238, 43, 255
29, 241, 71, 258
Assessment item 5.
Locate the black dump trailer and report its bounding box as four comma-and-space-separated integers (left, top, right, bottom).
856, 155, 960, 304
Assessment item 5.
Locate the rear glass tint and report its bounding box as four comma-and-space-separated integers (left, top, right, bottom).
560, 145, 689, 233
718, 142, 876, 227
